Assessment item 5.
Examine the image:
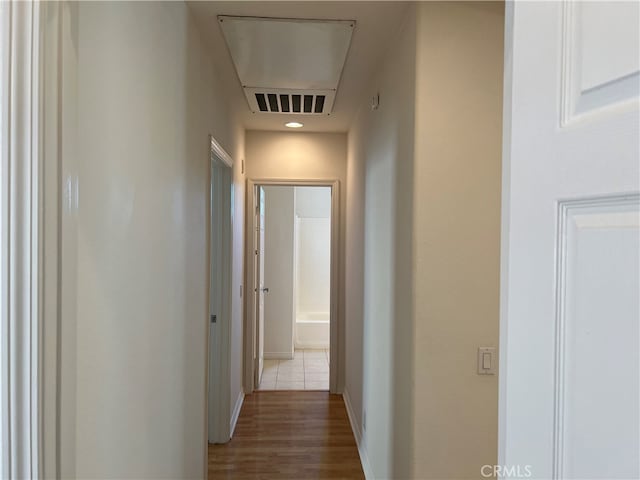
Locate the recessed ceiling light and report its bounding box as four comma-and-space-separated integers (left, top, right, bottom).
285, 122, 304, 128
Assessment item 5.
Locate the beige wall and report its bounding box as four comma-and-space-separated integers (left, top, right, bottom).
71, 2, 244, 477
346, 2, 503, 478
345, 5, 416, 478
411, 2, 504, 478
245, 131, 347, 388
229, 114, 246, 441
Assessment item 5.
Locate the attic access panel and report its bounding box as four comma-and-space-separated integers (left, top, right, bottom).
218, 15, 354, 115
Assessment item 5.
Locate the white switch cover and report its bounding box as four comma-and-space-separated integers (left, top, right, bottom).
477, 347, 497, 375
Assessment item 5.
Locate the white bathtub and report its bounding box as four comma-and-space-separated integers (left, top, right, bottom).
294, 312, 330, 349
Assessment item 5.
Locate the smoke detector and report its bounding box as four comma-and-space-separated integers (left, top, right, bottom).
218, 16, 355, 115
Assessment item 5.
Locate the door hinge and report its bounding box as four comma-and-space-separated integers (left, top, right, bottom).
210, 314, 217, 324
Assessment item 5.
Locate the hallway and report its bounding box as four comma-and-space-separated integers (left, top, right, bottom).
208, 392, 364, 479
4, 1, 636, 478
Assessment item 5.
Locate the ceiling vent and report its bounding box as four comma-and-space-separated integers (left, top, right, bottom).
249, 89, 335, 115
218, 16, 354, 115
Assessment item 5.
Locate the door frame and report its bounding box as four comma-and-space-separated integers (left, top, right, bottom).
497, 0, 514, 466
1, 1, 58, 477
244, 179, 340, 394
254, 186, 266, 387
205, 135, 234, 449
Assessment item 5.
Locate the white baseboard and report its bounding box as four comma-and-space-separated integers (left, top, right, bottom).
263, 352, 293, 360
230, 391, 244, 437
342, 388, 373, 480
294, 342, 330, 350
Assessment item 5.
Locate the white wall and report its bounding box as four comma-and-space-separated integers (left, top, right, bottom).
245, 131, 347, 387
296, 218, 331, 315
263, 186, 295, 358
70, 2, 245, 477
295, 186, 331, 218
295, 187, 331, 316
345, 6, 416, 477
411, 3, 503, 478
58, 3, 79, 477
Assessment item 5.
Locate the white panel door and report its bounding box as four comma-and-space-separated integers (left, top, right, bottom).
208, 157, 233, 444
208, 161, 223, 443
500, 2, 639, 479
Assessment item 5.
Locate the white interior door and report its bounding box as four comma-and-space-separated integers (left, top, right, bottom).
208, 160, 223, 443
208, 156, 232, 443
500, 2, 639, 479
255, 186, 266, 387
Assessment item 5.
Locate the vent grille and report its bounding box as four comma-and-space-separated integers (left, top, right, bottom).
254, 93, 328, 114
245, 88, 336, 115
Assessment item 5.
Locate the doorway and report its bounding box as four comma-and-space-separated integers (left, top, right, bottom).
245, 180, 340, 394
207, 136, 233, 444
257, 185, 332, 390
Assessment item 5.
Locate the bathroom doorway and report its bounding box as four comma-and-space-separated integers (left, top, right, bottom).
245, 180, 339, 393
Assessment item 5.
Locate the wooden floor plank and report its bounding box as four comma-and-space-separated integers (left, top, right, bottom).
208, 391, 364, 479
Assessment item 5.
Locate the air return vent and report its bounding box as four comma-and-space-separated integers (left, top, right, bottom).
246, 88, 336, 115
218, 16, 353, 116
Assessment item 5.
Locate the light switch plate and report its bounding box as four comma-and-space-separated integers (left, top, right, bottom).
477, 347, 497, 375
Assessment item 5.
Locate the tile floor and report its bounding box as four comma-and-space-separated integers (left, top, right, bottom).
258, 349, 329, 390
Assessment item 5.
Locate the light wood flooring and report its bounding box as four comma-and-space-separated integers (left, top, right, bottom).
208, 391, 364, 479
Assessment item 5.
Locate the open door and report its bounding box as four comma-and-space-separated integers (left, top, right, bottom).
254, 186, 266, 388
500, 2, 639, 478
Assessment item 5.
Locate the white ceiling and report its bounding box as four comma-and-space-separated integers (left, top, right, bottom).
187, 1, 410, 133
